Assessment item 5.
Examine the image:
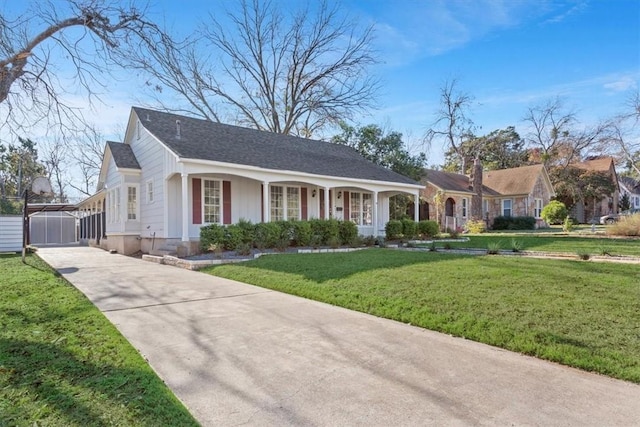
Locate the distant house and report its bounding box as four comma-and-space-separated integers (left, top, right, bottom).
77, 107, 422, 255
619, 176, 640, 210
568, 157, 619, 223
421, 163, 555, 230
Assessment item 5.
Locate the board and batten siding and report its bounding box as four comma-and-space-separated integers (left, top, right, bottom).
129, 117, 168, 238
0, 215, 23, 252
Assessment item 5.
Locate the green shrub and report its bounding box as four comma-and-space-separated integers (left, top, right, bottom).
309, 218, 340, 245
339, 220, 358, 245
465, 219, 486, 234
236, 242, 252, 256
276, 220, 295, 242
349, 235, 364, 248
327, 235, 341, 249
236, 218, 255, 244
385, 220, 403, 240
492, 216, 536, 230
487, 241, 502, 255
562, 216, 574, 232
510, 238, 523, 252
291, 220, 312, 246
200, 223, 225, 252
253, 222, 282, 249
223, 224, 244, 251
576, 250, 590, 260
418, 220, 439, 238
362, 236, 376, 247
447, 227, 459, 239
401, 219, 418, 239
541, 200, 568, 225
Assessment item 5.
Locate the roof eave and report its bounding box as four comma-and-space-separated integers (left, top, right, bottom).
180, 157, 422, 189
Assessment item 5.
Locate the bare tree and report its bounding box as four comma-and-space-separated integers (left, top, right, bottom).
522, 98, 578, 167
0, 0, 163, 136
67, 125, 106, 197
133, 0, 379, 137
426, 79, 475, 174
40, 136, 69, 202
603, 90, 640, 176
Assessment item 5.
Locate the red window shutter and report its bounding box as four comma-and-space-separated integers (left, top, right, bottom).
343, 191, 350, 221
320, 189, 325, 218
192, 178, 202, 224
301, 187, 308, 220
223, 181, 232, 224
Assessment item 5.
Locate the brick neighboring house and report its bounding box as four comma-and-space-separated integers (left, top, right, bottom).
421, 163, 555, 230
568, 157, 619, 223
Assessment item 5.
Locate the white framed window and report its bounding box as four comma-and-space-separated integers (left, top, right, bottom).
534, 198, 543, 218
483, 199, 489, 217
108, 186, 121, 223
502, 199, 512, 217
127, 186, 138, 220
203, 179, 221, 224
270, 185, 300, 221
146, 180, 154, 204
349, 192, 373, 225
286, 187, 300, 220
633, 195, 640, 208
462, 198, 468, 218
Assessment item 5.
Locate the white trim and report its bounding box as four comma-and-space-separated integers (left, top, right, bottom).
501, 199, 513, 217
202, 178, 223, 224
348, 191, 374, 226
126, 184, 140, 221
146, 179, 155, 204
270, 184, 301, 221
179, 157, 423, 191
534, 198, 543, 218
461, 197, 468, 218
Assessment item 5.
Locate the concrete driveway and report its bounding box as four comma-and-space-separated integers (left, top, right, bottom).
37, 246, 640, 426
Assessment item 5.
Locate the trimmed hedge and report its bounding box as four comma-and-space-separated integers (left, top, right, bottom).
199, 218, 366, 252
401, 218, 418, 239
491, 216, 536, 230
385, 220, 403, 240
418, 220, 439, 238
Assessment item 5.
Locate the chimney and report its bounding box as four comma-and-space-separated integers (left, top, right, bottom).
175, 119, 181, 139
470, 157, 483, 220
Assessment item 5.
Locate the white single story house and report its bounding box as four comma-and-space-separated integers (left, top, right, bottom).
78, 107, 423, 255
619, 176, 640, 210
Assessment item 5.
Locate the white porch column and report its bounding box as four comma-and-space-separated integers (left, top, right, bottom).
324, 187, 330, 219
181, 173, 189, 242
263, 181, 270, 223
373, 191, 379, 236
414, 191, 420, 222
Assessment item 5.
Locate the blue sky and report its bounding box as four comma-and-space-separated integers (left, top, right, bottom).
4, 0, 640, 168
129, 0, 640, 164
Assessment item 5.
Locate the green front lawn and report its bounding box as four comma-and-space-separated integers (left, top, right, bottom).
440, 233, 640, 256
0, 254, 199, 427
204, 249, 640, 383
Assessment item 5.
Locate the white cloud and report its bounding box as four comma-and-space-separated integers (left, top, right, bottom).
603, 76, 638, 93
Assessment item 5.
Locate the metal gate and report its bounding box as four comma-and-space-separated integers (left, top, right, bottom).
29, 211, 78, 244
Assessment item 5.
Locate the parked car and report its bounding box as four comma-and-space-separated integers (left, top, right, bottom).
600, 209, 640, 224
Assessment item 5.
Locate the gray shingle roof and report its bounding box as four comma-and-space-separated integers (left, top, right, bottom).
132, 107, 418, 185
107, 141, 140, 169
620, 176, 640, 193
